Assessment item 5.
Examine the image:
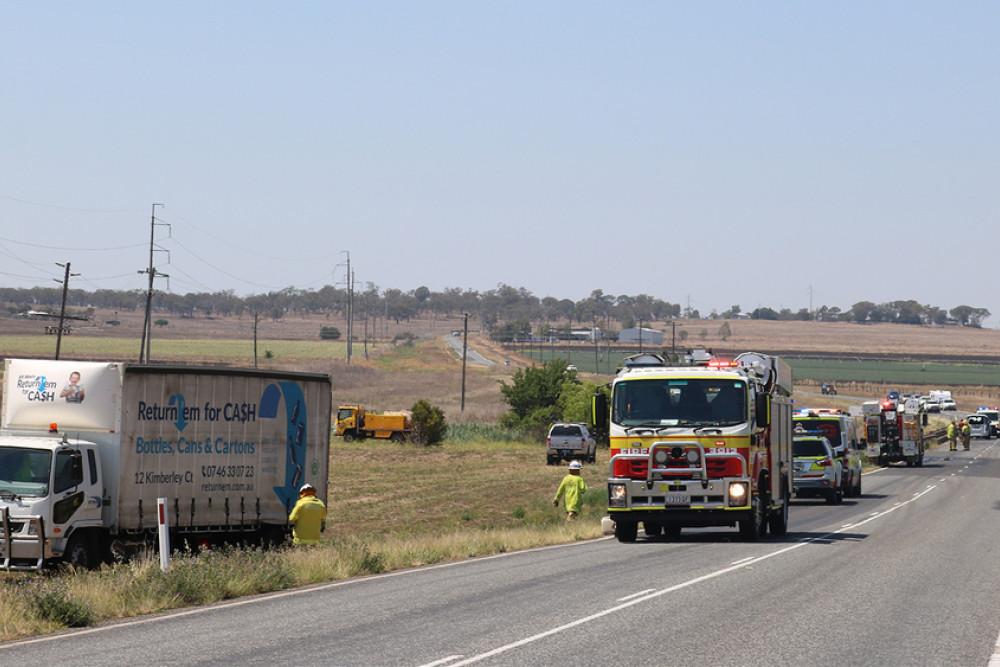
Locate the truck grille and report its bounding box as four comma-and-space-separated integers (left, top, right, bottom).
0, 521, 25, 535
613, 457, 742, 479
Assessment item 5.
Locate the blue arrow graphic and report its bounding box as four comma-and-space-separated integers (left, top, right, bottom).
169, 393, 188, 431
261, 382, 307, 511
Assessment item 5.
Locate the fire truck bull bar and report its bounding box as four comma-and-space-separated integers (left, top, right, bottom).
609, 441, 748, 488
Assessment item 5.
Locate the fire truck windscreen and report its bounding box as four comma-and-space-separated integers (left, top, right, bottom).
613, 379, 747, 427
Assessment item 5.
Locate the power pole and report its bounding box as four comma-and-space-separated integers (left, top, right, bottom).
347, 266, 354, 364
139, 203, 167, 364
253, 311, 259, 368
336, 251, 353, 364
54, 261, 79, 360
593, 318, 599, 371
461, 313, 469, 411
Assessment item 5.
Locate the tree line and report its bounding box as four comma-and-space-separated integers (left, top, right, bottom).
0, 285, 990, 330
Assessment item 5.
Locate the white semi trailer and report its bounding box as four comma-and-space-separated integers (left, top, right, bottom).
0, 359, 331, 570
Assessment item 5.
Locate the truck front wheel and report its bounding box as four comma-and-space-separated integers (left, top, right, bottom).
740, 493, 767, 540
63, 531, 97, 570
343, 431, 356, 442
614, 520, 638, 543
768, 479, 789, 536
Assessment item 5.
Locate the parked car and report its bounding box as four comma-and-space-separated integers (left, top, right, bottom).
546, 422, 597, 465
793, 436, 843, 504
978, 408, 1000, 437
922, 398, 942, 413
967, 413, 991, 439
939, 398, 958, 411
821, 382, 837, 395
792, 409, 862, 497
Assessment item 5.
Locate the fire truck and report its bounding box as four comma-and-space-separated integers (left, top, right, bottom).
599, 352, 793, 542
862, 398, 925, 467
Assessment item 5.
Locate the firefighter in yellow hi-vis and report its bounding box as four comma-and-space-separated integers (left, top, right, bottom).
553, 460, 588, 521
289, 483, 326, 545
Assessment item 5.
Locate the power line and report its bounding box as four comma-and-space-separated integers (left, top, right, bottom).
0, 236, 145, 252
165, 235, 334, 291
0, 194, 143, 214
160, 207, 331, 264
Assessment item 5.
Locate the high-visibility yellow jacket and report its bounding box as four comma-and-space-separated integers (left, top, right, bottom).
947, 423, 956, 440
289, 495, 327, 545
554, 474, 588, 513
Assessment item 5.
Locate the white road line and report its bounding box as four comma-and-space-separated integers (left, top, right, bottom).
616, 589, 656, 602
447, 486, 938, 666
419, 656, 465, 667
730, 556, 754, 566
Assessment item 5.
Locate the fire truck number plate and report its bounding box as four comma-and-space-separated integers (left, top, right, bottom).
661, 488, 690, 506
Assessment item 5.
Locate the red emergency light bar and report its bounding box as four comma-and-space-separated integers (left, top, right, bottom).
707, 359, 738, 368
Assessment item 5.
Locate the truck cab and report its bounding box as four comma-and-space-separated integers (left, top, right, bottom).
335, 405, 364, 439
1, 435, 104, 569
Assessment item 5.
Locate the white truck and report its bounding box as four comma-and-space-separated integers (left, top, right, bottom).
0, 359, 331, 570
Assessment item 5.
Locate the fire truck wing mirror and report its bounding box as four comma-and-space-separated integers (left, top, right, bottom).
756, 394, 770, 427
922, 413, 928, 426
592, 392, 608, 427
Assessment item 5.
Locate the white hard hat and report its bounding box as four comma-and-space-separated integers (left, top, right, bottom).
569, 461, 582, 470
299, 483, 316, 495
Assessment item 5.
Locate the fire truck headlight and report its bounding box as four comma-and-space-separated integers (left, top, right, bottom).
609, 483, 627, 508
653, 449, 669, 465
686, 449, 700, 464
728, 482, 748, 507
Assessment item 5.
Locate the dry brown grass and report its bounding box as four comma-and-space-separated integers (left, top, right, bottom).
329, 438, 607, 538
675, 318, 1000, 358
5, 309, 1000, 422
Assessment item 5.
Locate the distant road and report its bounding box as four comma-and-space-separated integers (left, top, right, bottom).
443, 334, 494, 366
796, 389, 969, 419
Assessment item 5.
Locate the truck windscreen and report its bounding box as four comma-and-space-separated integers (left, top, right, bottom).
613, 379, 747, 427
0, 447, 52, 496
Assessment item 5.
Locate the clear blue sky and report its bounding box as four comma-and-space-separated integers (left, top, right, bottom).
2, 3, 998, 321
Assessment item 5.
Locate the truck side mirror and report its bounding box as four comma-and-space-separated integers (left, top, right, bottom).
922, 413, 928, 426
591, 392, 608, 427
756, 394, 770, 428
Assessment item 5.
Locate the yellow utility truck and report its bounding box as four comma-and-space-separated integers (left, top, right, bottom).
335, 405, 412, 442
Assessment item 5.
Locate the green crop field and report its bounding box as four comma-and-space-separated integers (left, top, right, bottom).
516, 345, 644, 375
787, 358, 1000, 386
517, 345, 1000, 387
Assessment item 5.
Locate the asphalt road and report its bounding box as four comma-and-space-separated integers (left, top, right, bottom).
443, 334, 495, 367
6, 439, 1000, 665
